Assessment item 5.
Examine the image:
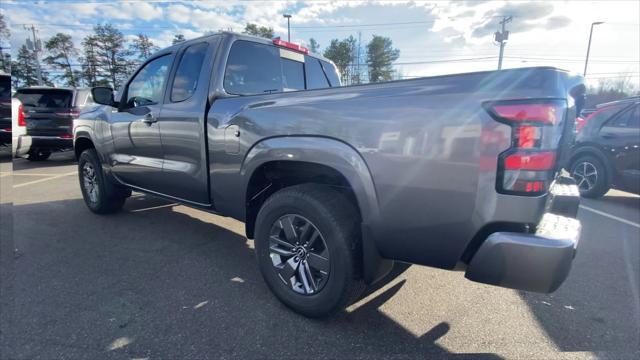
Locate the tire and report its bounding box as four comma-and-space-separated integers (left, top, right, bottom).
254, 184, 365, 318
26, 149, 51, 161
78, 148, 128, 214
570, 155, 610, 198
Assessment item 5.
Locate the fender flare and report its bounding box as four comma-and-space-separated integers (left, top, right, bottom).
241, 136, 392, 284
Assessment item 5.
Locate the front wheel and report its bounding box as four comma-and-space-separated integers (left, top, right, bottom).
570, 155, 610, 198
254, 184, 364, 318
78, 149, 127, 214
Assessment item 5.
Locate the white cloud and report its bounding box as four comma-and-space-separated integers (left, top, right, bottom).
2, 0, 638, 89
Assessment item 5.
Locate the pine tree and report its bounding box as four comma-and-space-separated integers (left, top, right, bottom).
308, 38, 320, 53
243, 23, 274, 39
12, 44, 40, 87
130, 34, 158, 61
44, 33, 80, 87
366, 35, 399, 83
172, 34, 186, 45
92, 24, 131, 89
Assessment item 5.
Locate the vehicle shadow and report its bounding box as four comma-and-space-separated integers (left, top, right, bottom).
7, 195, 503, 359
518, 197, 640, 354
12, 152, 76, 171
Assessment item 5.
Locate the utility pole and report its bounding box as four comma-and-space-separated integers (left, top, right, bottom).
24, 24, 44, 85
494, 16, 512, 70
283, 14, 291, 42
584, 21, 604, 76
356, 31, 362, 84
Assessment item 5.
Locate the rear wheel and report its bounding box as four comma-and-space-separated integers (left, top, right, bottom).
570, 155, 610, 198
254, 184, 364, 318
78, 148, 128, 214
26, 149, 51, 161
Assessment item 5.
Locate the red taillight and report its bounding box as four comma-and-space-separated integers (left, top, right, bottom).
517, 125, 541, 148
18, 104, 26, 127
491, 103, 561, 124
504, 152, 556, 170
574, 117, 586, 132
273, 38, 309, 54
55, 108, 81, 118
58, 134, 73, 139
486, 100, 566, 195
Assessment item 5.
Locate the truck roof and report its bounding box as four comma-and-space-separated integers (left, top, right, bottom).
161, 31, 335, 64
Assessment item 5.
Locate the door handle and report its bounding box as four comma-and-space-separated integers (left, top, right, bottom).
602, 133, 617, 139
141, 112, 157, 124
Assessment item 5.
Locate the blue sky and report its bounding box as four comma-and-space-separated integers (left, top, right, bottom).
1, 0, 639, 88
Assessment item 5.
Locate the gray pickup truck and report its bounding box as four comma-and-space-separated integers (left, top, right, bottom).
74, 32, 584, 317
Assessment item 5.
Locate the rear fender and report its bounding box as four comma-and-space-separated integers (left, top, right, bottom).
241, 136, 392, 284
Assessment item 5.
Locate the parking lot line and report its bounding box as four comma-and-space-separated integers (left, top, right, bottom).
13, 171, 78, 188
4, 172, 70, 177
580, 204, 640, 229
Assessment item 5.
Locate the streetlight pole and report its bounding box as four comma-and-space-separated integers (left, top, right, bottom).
283, 14, 292, 42
584, 21, 604, 77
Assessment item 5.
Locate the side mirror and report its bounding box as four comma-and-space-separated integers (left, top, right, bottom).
91, 87, 117, 107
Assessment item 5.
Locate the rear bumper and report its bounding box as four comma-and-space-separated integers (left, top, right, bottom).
15, 135, 73, 155
465, 180, 581, 293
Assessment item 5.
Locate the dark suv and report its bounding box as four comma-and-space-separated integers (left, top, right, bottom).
569, 96, 640, 197
0, 73, 10, 147
13, 87, 96, 160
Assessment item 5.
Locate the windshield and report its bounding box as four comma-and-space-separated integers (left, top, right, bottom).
15, 89, 73, 108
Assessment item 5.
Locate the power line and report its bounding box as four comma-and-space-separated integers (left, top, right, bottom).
292, 20, 437, 29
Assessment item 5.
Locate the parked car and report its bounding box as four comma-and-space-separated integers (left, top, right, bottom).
569, 96, 640, 197
11, 98, 25, 157
13, 87, 97, 160
0, 72, 11, 148
74, 32, 583, 317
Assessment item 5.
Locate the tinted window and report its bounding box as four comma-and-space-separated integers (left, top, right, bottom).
608, 105, 636, 128
305, 57, 330, 89
171, 42, 208, 102
282, 58, 305, 91
320, 60, 341, 87
15, 89, 73, 108
0, 76, 10, 102
126, 55, 172, 108
628, 105, 640, 128
224, 41, 282, 95
590, 104, 626, 126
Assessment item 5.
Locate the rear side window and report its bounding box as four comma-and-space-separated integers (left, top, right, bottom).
305, 57, 330, 89
602, 104, 635, 128
320, 60, 341, 87
171, 42, 208, 102
282, 58, 305, 91
224, 41, 282, 95
15, 89, 73, 108
588, 104, 625, 126
630, 105, 640, 128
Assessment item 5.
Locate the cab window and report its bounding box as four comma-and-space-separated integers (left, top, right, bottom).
320, 60, 341, 87
125, 55, 172, 108
171, 42, 208, 102
224, 41, 282, 95
305, 57, 330, 89
282, 58, 305, 91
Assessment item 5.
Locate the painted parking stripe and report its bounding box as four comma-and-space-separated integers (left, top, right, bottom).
13, 171, 77, 188
4, 173, 71, 177
579, 205, 640, 229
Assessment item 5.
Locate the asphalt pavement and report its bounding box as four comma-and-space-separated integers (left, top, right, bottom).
1, 151, 639, 359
